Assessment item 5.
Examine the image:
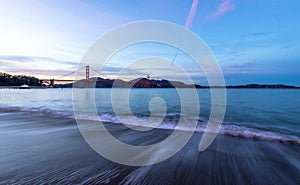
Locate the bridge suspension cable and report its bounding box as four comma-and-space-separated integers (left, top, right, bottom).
56, 66, 86, 79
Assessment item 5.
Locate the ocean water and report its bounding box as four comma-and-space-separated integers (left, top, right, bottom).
0, 88, 300, 184
0, 88, 299, 144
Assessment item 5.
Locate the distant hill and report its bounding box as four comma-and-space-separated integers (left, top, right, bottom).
57, 77, 300, 89
69, 77, 194, 88
217, 84, 300, 89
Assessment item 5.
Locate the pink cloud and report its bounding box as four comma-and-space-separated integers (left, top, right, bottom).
205, 0, 235, 21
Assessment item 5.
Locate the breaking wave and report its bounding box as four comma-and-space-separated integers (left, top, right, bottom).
0, 105, 300, 145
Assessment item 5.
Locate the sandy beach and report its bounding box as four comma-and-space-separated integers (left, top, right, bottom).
1, 111, 299, 185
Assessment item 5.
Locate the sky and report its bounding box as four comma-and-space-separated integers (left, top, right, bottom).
0, 0, 300, 85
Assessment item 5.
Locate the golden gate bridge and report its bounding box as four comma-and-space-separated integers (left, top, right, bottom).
40, 66, 95, 88
40, 65, 151, 88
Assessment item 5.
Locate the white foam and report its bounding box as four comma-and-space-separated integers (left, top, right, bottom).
1, 105, 300, 145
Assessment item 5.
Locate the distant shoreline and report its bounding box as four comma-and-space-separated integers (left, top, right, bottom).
196, 84, 300, 89
1, 72, 299, 89
1, 84, 299, 89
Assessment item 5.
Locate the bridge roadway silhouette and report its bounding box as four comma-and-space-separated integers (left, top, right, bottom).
40, 65, 151, 88
41, 66, 91, 88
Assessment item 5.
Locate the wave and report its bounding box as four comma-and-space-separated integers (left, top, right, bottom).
0, 106, 74, 118
0, 105, 300, 145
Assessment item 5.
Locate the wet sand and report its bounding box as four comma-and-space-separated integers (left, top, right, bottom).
0, 112, 299, 184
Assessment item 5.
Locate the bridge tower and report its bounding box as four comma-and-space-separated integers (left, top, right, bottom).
50, 79, 55, 87
85, 65, 90, 88
146, 75, 151, 88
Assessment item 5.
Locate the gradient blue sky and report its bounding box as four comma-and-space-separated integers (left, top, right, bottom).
0, 0, 299, 85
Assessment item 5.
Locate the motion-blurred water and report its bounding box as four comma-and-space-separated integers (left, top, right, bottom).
0, 88, 300, 184
0, 88, 299, 142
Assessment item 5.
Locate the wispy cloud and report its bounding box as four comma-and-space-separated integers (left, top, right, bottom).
281, 43, 297, 50
205, 0, 235, 21
241, 31, 275, 38
3, 68, 76, 77
228, 62, 255, 69
0, 55, 78, 66
223, 62, 257, 74
213, 0, 235, 17
0, 55, 79, 78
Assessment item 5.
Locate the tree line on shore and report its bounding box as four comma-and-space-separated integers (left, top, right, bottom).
0, 72, 41, 86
